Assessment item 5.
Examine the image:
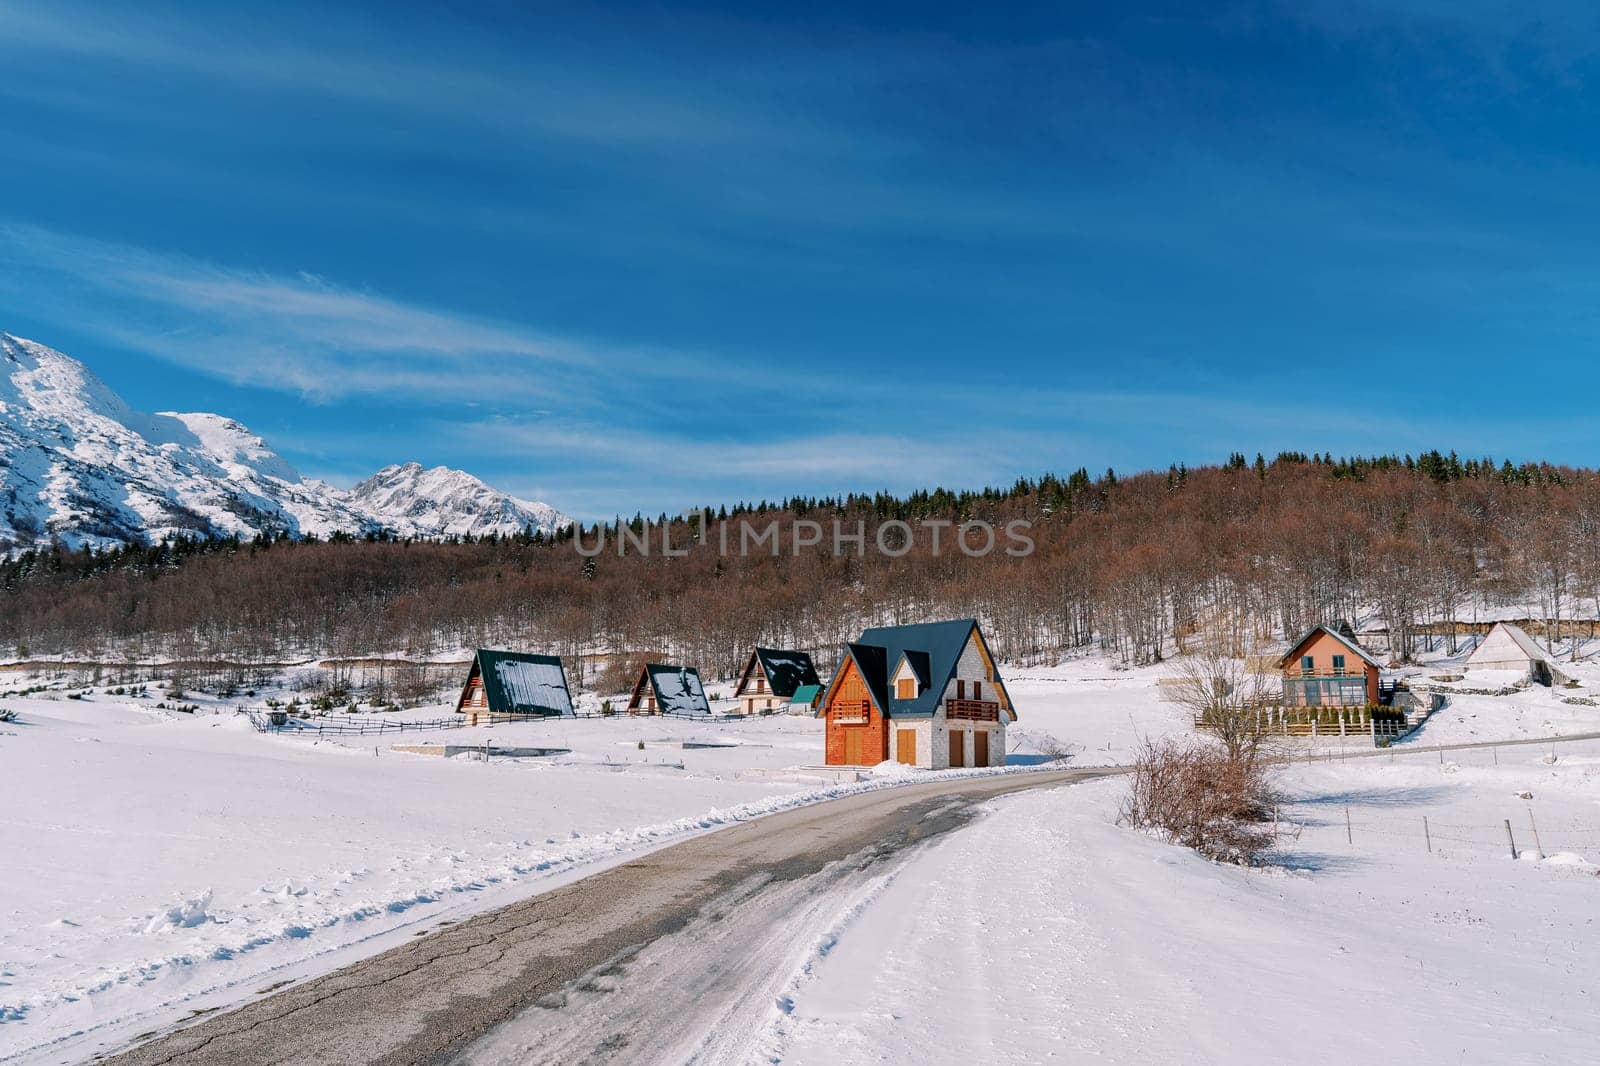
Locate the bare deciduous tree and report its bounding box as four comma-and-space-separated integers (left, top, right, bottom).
1168, 641, 1276, 761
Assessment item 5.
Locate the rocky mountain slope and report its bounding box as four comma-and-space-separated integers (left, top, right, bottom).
0, 332, 568, 551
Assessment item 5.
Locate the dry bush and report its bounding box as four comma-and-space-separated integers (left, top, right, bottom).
1120, 736, 1279, 866
597, 654, 649, 697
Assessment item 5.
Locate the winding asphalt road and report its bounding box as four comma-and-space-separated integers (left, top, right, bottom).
102, 767, 1120, 1066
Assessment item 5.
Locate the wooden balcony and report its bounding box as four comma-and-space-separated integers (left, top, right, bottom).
832, 700, 870, 724
946, 698, 1000, 722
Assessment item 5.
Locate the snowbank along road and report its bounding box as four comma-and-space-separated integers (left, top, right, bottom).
102, 767, 1119, 1066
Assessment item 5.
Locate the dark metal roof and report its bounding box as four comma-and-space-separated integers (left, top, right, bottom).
466, 649, 572, 716
840, 642, 891, 714
893, 649, 932, 690
643, 663, 712, 715
823, 619, 1014, 721
753, 647, 821, 698
857, 620, 982, 717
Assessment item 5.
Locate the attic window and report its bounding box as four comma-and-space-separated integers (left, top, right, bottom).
896, 677, 916, 700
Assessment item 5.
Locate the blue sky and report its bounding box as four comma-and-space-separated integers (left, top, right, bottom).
3, 1, 1599, 519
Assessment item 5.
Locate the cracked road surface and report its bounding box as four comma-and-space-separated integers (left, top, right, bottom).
102, 767, 1116, 1066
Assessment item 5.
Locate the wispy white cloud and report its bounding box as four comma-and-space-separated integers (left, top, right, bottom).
0, 3, 833, 153
422, 416, 1101, 519
0, 222, 722, 405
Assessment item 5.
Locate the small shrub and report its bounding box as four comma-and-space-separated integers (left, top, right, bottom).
1120, 737, 1279, 866
601, 699, 615, 717
0, 708, 16, 723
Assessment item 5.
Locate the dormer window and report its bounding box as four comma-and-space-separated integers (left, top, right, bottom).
896, 677, 916, 700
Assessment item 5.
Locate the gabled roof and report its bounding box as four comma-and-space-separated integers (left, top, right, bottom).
1277, 625, 1384, 670
839, 642, 891, 714
824, 619, 1014, 721
1467, 622, 1554, 663
1498, 622, 1552, 662
892, 649, 931, 690
465, 649, 572, 716
752, 647, 821, 697
641, 663, 712, 715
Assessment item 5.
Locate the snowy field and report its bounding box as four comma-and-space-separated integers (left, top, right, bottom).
4, 650, 1600, 1063
765, 744, 1600, 1065
0, 672, 1078, 1063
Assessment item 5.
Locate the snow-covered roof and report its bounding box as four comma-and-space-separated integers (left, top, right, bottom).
642, 664, 712, 715
1494, 623, 1548, 661
752, 648, 822, 697
465, 649, 573, 716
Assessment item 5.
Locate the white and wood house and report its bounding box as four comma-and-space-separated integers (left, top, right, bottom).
455, 649, 574, 725
626, 663, 713, 716
732, 647, 822, 715
1465, 622, 1571, 686
820, 619, 1016, 769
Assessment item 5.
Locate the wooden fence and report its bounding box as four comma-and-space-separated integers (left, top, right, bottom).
245, 708, 748, 736
1193, 705, 1411, 742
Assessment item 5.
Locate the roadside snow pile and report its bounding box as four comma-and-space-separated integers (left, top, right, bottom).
142, 891, 215, 934
867, 760, 919, 779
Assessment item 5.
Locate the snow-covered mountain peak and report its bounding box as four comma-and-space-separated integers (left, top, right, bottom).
2, 331, 142, 428
350, 462, 567, 539
0, 334, 569, 551
157, 412, 305, 484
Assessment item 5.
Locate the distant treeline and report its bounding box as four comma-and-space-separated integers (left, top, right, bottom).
2, 450, 1596, 685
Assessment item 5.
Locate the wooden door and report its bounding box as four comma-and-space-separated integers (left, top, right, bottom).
974, 730, 990, 767
896, 729, 918, 766
844, 728, 863, 766
948, 730, 964, 768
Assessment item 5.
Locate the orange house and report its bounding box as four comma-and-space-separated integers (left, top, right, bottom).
1277, 626, 1383, 707
821, 619, 1015, 769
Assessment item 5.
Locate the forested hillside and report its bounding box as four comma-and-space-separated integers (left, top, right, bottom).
3, 452, 1598, 688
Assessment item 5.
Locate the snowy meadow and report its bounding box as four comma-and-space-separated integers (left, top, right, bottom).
2, 651, 1599, 1064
